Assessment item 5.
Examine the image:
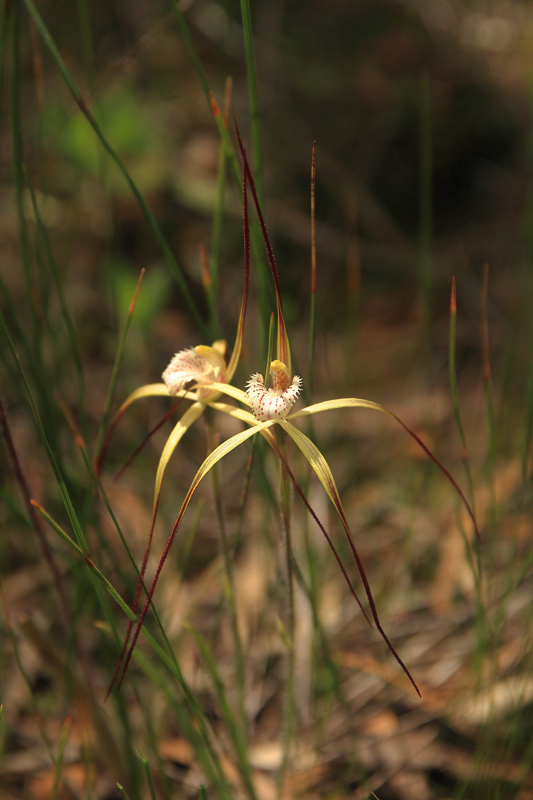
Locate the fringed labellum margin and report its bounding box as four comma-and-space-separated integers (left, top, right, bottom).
246, 360, 302, 421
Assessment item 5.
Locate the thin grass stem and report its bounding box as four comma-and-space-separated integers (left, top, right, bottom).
240, 0, 264, 203
307, 142, 317, 402
481, 264, 496, 509
276, 428, 295, 798
449, 278, 476, 511
206, 414, 248, 740
94, 268, 145, 460
418, 70, 432, 332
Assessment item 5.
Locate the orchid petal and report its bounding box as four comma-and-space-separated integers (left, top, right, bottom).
279, 418, 421, 697
153, 401, 207, 511
288, 397, 478, 538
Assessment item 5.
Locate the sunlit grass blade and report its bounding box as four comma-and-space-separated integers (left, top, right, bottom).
20, 0, 208, 336
449, 277, 475, 510
279, 419, 421, 696
31, 500, 177, 676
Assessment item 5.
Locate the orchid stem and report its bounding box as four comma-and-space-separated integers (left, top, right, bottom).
207, 415, 248, 740
277, 428, 295, 798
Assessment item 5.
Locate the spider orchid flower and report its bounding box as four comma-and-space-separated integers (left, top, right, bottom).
111, 127, 478, 698
162, 342, 227, 399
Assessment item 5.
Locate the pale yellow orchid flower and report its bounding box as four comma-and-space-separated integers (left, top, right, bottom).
112, 130, 478, 699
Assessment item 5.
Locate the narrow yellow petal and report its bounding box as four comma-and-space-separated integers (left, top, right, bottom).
153, 401, 207, 511
279, 420, 345, 513
202, 381, 250, 406
115, 383, 199, 417
288, 397, 387, 420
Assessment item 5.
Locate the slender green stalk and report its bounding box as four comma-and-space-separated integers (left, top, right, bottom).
449, 278, 475, 512
76, 0, 95, 84
522, 328, 533, 481
137, 750, 157, 800
307, 142, 317, 403
208, 76, 233, 337
0, 390, 70, 620
481, 265, 496, 509
206, 414, 248, 739
188, 627, 258, 800
240, 0, 264, 203
50, 716, 71, 800
418, 70, 432, 331
169, 0, 273, 339
10, 2, 38, 338
23, 163, 87, 431
276, 429, 295, 798
94, 268, 145, 459
0, 0, 10, 94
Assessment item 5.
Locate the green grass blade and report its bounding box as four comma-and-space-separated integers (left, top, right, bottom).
10, 2, 39, 339
23, 163, 87, 429
20, 0, 208, 336
50, 716, 71, 800
94, 268, 145, 459
418, 70, 432, 331
481, 264, 496, 506
240, 0, 264, 203
137, 750, 157, 800
187, 626, 258, 800
75, 0, 95, 83
449, 278, 475, 510
307, 142, 317, 403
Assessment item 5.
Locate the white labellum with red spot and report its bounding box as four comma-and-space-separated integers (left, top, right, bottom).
246, 360, 302, 421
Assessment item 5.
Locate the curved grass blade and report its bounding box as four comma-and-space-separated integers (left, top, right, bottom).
240, 0, 263, 203
20, 0, 207, 336
94, 268, 145, 459
449, 277, 475, 509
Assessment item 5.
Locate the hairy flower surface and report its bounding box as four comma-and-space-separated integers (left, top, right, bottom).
162, 341, 226, 399
246, 360, 302, 420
